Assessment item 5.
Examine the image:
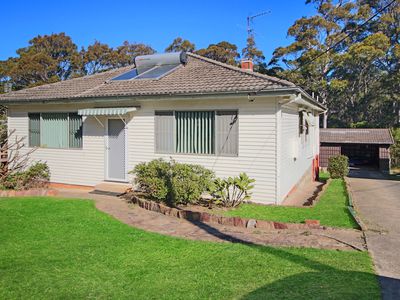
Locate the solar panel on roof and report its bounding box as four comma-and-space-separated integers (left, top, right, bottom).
111, 69, 138, 81
135, 64, 179, 80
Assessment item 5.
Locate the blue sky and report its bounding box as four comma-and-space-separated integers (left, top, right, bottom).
1, 0, 315, 62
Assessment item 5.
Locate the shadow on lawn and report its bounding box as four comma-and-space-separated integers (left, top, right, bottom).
185, 217, 389, 299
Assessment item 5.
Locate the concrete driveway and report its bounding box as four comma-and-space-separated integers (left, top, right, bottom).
347, 168, 400, 300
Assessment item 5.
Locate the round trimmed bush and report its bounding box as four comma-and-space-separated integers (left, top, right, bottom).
327, 155, 349, 179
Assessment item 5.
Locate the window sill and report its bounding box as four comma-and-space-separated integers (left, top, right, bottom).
155, 152, 239, 158
28, 146, 83, 150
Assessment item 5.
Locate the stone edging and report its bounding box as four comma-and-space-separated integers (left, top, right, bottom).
344, 177, 365, 231
0, 189, 58, 197
127, 195, 325, 231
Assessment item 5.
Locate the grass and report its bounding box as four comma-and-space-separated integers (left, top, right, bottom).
224, 173, 358, 229
0, 197, 379, 299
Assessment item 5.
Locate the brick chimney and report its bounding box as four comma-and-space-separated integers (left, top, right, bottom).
241, 59, 253, 72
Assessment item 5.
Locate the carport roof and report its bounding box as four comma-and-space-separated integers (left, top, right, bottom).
320, 128, 394, 145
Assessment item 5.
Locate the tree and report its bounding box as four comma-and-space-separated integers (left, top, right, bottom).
270, 0, 400, 128
269, 0, 358, 127
116, 41, 155, 67
165, 37, 196, 52
0, 33, 80, 90
80, 41, 116, 75
196, 41, 239, 65
242, 36, 265, 64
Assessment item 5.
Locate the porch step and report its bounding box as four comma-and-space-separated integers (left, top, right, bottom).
91, 182, 131, 196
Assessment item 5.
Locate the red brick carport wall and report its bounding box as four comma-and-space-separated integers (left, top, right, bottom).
319, 143, 391, 173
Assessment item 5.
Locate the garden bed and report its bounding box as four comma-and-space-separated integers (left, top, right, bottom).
126, 193, 327, 231
125, 173, 359, 230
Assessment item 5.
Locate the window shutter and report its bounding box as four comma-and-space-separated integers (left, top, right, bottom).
155, 111, 174, 153
69, 113, 83, 148
28, 113, 41, 147
41, 113, 69, 148
216, 111, 238, 156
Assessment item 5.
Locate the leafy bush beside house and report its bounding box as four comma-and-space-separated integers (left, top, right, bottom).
131, 159, 215, 205
211, 173, 255, 207
327, 155, 349, 179
0, 162, 50, 190
131, 159, 256, 207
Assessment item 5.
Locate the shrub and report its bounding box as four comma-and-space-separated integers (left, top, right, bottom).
131, 159, 215, 205
211, 173, 255, 207
170, 162, 214, 205
0, 162, 50, 190
131, 159, 171, 201
327, 155, 349, 179
23, 162, 50, 189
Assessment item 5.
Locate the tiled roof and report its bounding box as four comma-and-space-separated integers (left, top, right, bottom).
320, 128, 394, 145
0, 53, 296, 102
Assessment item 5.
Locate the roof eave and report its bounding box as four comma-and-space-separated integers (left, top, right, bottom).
1, 87, 326, 107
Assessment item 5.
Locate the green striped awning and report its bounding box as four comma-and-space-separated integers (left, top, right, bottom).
77, 107, 138, 116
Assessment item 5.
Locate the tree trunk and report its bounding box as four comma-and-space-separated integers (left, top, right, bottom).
323, 111, 328, 128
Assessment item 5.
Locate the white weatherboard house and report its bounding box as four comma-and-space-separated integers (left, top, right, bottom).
0, 52, 326, 204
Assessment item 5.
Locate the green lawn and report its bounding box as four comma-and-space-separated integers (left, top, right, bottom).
0, 198, 379, 299
224, 175, 358, 229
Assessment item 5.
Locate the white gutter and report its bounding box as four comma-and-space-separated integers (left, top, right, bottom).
278, 93, 325, 113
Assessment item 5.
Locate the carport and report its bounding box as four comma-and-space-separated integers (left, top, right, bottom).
319, 128, 394, 173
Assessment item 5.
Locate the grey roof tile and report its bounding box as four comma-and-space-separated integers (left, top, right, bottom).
0, 53, 294, 102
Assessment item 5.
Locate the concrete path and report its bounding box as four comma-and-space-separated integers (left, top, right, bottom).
348, 168, 400, 300
55, 188, 365, 251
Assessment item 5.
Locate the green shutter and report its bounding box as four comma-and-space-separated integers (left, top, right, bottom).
28, 113, 40, 147
41, 113, 68, 148
175, 111, 215, 154
69, 113, 83, 148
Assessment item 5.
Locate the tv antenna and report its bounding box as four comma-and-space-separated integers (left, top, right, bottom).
247, 10, 271, 39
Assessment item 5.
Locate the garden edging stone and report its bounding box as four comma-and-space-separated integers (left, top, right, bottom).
127, 194, 327, 231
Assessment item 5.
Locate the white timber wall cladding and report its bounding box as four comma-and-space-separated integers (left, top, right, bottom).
279, 103, 316, 202
127, 98, 278, 204
7, 97, 279, 203
8, 107, 105, 186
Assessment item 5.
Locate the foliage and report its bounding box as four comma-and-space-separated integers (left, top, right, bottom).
390, 127, 400, 167
165, 37, 195, 53
270, 0, 400, 128
131, 159, 170, 201
0, 126, 50, 190
0, 162, 50, 190
0, 198, 379, 299
0, 33, 156, 89
0, 33, 80, 90
241, 36, 265, 65
211, 173, 255, 207
170, 162, 214, 205
196, 41, 240, 65
115, 41, 155, 67
80, 41, 115, 75
225, 174, 358, 229
131, 159, 214, 205
327, 155, 349, 179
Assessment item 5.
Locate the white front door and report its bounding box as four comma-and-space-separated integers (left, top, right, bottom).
106, 119, 126, 181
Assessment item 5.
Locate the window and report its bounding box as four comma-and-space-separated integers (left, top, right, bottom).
28, 113, 83, 148
299, 111, 304, 135
155, 110, 238, 156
